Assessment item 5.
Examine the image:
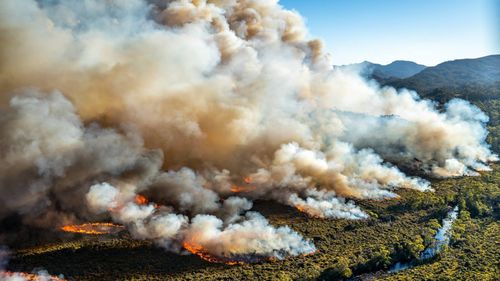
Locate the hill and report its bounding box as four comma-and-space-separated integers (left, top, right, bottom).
374, 60, 427, 80
339, 60, 427, 80
385, 55, 500, 102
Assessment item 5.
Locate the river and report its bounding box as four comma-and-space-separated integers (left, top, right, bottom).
389, 206, 459, 273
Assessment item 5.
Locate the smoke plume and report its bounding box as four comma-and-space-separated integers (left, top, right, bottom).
0, 247, 65, 281
0, 0, 497, 261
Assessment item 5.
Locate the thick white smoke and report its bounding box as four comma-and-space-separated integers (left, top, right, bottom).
0, 0, 497, 262
86, 182, 315, 260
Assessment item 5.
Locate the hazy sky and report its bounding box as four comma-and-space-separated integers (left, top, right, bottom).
280, 0, 499, 66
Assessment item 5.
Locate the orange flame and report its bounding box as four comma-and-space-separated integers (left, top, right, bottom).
60, 222, 124, 235
183, 241, 310, 264
0, 271, 66, 281
303, 251, 317, 257
295, 205, 306, 213
135, 194, 148, 205
230, 185, 257, 193
230, 176, 256, 193
294, 205, 323, 218
183, 241, 241, 265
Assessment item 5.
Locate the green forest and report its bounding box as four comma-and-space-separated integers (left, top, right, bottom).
8, 164, 499, 280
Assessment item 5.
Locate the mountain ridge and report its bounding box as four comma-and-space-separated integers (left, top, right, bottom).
385, 54, 500, 100
337, 60, 427, 80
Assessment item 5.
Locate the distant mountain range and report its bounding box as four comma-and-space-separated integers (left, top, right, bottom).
338, 60, 427, 80
338, 55, 500, 102
386, 55, 500, 101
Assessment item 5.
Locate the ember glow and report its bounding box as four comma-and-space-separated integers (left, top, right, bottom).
295, 205, 307, 214
230, 177, 256, 193
294, 205, 320, 218
183, 241, 241, 265
182, 239, 314, 265
230, 185, 257, 193
134, 194, 148, 205
0, 271, 66, 281
60, 223, 124, 235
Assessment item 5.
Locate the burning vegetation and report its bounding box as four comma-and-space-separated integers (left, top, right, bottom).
60, 223, 124, 235
230, 177, 257, 193
230, 185, 257, 193
0, 271, 66, 281
295, 205, 307, 214
182, 240, 277, 265
183, 241, 242, 265
134, 194, 148, 205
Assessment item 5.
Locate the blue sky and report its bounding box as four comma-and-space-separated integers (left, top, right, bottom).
280, 0, 499, 66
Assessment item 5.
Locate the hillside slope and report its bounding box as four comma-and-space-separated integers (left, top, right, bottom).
373, 60, 427, 80
339, 61, 427, 80
386, 55, 500, 102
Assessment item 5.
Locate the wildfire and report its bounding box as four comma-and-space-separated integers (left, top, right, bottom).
230, 177, 256, 193
60, 222, 124, 235
230, 185, 257, 193
134, 194, 159, 208
182, 241, 311, 265
183, 241, 242, 265
0, 271, 66, 281
135, 194, 148, 205
295, 205, 306, 213
294, 205, 322, 218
